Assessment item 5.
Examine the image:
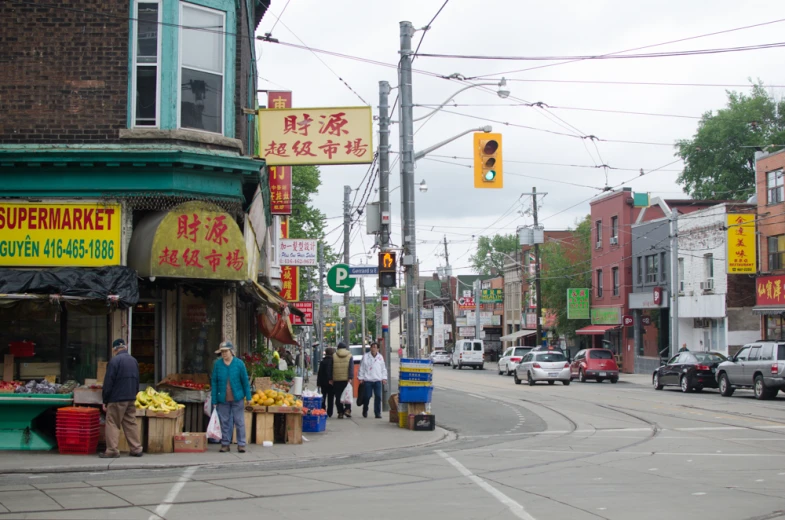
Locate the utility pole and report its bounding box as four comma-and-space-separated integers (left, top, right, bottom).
378, 80, 393, 407
670, 210, 680, 357
532, 187, 543, 346
443, 235, 450, 268
399, 20, 420, 358
360, 276, 367, 348
343, 185, 351, 346
318, 243, 325, 363
474, 278, 482, 340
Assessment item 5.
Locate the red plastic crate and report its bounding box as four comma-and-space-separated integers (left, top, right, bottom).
58, 443, 99, 455
57, 407, 100, 415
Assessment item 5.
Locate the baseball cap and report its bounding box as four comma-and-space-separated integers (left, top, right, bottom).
215, 341, 235, 354
112, 338, 127, 349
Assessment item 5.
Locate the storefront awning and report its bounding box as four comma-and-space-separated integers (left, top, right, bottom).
0, 266, 139, 309
249, 280, 305, 318
753, 306, 785, 315
500, 329, 537, 342
575, 324, 620, 336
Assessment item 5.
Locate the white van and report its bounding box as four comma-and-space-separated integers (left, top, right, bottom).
451, 339, 484, 370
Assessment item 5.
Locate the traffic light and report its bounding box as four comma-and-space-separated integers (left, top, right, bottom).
473, 132, 503, 188
378, 251, 397, 288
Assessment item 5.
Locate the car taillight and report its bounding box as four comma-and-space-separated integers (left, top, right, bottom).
532, 363, 541, 368
773, 363, 780, 375
695, 364, 710, 371
510, 357, 521, 362
564, 363, 570, 368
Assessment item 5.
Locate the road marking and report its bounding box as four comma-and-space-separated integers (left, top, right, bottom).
437, 450, 536, 520
692, 492, 707, 496
467, 393, 486, 400
148, 466, 197, 520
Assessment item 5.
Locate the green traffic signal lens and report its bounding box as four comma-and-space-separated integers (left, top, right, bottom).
484, 170, 496, 181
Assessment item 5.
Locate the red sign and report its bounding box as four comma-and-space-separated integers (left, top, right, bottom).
622, 315, 633, 327
642, 316, 652, 326
756, 274, 785, 306
459, 296, 475, 309
280, 265, 298, 302
290, 301, 314, 326
267, 91, 292, 110
653, 286, 663, 306
267, 92, 293, 216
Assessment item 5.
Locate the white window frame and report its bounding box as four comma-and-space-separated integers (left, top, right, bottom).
596, 269, 603, 298
178, 1, 226, 135
768, 169, 784, 204
131, 0, 162, 128
612, 267, 619, 296
645, 254, 658, 284
705, 253, 714, 280
595, 220, 602, 248
611, 216, 618, 239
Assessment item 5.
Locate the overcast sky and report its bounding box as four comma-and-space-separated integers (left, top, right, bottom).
256, 0, 785, 298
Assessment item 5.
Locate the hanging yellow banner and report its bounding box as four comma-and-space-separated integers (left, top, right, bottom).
727, 214, 756, 274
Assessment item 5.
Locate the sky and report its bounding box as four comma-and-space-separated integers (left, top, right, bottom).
255, 0, 785, 298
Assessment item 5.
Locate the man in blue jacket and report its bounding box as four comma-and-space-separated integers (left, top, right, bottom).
100, 338, 142, 458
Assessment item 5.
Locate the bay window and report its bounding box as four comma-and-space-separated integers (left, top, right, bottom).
132, 2, 161, 127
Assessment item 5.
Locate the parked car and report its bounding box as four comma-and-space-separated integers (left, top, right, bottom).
451, 339, 484, 370
653, 351, 726, 392
571, 348, 620, 383
716, 342, 785, 400
430, 350, 451, 365
515, 350, 571, 386
498, 346, 533, 375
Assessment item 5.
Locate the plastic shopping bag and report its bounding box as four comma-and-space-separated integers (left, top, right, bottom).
203, 396, 212, 417
207, 409, 222, 441
340, 383, 354, 405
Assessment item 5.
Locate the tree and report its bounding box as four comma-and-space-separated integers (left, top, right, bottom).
470, 233, 519, 274
676, 83, 785, 200
540, 216, 592, 339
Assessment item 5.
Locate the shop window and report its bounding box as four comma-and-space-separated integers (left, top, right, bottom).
645, 254, 658, 284
678, 258, 684, 292
179, 287, 222, 375
132, 2, 161, 127
768, 235, 785, 270
766, 315, 785, 341
65, 309, 109, 383
611, 216, 618, 242
0, 303, 61, 381
133, 302, 160, 384
767, 169, 784, 204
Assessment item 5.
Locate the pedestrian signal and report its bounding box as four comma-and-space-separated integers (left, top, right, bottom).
473, 132, 503, 188
378, 251, 397, 288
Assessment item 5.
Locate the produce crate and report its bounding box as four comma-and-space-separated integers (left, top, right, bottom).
302, 396, 322, 409
302, 415, 326, 433
146, 409, 185, 454
398, 371, 433, 382
183, 402, 206, 433
398, 411, 408, 428
117, 416, 147, 453
174, 432, 207, 453
398, 386, 433, 403
254, 412, 274, 444
232, 410, 254, 444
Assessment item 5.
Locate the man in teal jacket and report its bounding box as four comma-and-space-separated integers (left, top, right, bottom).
211, 341, 252, 452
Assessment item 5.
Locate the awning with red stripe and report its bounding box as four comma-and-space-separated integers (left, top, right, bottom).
575, 325, 620, 336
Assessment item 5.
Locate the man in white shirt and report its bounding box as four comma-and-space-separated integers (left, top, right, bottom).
358, 342, 388, 419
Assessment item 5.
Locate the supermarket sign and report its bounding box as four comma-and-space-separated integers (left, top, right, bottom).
0, 202, 121, 267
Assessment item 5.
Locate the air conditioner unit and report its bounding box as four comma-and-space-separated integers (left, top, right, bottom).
700, 278, 715, 292
596, 241, 602, 249
694, 318, 704, 328
610, 237, 618, 245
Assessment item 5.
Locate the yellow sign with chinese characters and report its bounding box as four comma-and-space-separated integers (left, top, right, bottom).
727, 213, 756, 274
0, 203, 121, 267
258, 106, 374, 166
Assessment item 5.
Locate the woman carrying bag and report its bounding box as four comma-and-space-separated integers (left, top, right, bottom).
210, 341, 252, 453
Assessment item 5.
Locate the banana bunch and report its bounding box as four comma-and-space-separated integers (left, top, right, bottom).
135, 386, 185, 413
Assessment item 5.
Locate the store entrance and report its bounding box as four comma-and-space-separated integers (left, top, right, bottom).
132, 302, 161, 385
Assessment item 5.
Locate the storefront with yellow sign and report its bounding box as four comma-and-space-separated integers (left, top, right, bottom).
0, 201, 139, 383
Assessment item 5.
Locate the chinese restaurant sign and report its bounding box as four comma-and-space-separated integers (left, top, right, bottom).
266, 92, 293, 215
567, 288, 590, 320
480, 288, 503, 303
591, 307, 621, 325
279, 238, 317, 266
727, 214, 756, 274
0, 202, 121, 267
258, 106, 374, 166
280, 265, 299, 302
756, 274, 785, 306
290, 300, 314, 326
151, 201, 247, 281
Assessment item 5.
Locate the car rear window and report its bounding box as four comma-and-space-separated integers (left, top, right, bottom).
694, 352, 726, 363
514, 348, 530, 356
536, 353, 567, 362
473, 342, 482, 351
350, 347, 364, 357
779, 345, 785, 361
589, 350, 613, 360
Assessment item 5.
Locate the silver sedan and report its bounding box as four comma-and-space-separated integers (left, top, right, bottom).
515, 351, 572, 386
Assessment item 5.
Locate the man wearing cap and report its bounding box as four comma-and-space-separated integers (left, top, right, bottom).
100, 338, 143, 458
211, 341, 252, 452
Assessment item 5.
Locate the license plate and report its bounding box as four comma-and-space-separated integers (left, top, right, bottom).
548, 372, 558, 377
599, 372, 607, 376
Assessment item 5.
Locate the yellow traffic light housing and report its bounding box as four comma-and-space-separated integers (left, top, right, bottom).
473, 132, 503, 188
378, 251, 397, 288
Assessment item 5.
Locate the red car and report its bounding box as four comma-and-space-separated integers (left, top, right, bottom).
570, 348, 619, 383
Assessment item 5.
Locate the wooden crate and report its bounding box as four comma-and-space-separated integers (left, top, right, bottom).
183, 403, 207, 433
285, 414, 302, 445
146, 408, 185, 454
254, 412, 274, 444
118, 417, 147, 453
231, 410, 254, 444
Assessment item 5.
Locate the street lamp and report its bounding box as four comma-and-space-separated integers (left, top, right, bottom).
413, 78, 509, 122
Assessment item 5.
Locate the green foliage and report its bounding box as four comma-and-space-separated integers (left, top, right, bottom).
470, 233, 520, 274
540, 216, 592, 339
676, 82, 785, 200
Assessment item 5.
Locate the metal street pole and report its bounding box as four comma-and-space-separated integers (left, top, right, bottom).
343, 185, 351, 346
379, 80, 393, 408
670, 210, 680, 357
474, 279, 482, 340
532, 187, 543, 346
318, 243, 325, 364
360, 276, 367, 348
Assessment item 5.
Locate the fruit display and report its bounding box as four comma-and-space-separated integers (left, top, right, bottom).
135, 386, 185, 412
15, 379, 62, 394
302, 407, 326, 416
250, 388, 302, 408
271, 382, 291, 393
0, 381, 23, 393
168, 379, 210, 391
58, 380, 79, 394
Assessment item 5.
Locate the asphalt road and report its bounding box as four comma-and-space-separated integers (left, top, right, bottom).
2, 364, 785, 520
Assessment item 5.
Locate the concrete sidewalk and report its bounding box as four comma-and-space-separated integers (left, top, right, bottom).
618, 373, 653, 386
0, 412, 448, 475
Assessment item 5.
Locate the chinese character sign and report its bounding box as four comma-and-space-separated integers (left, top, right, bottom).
267, 91, 292, 110
290, 300, 314, 326
280, 265, 299, 301
756, 274, 785, 306
258, 106, 374, 166
567, 288, 590, 320
269, 166, 292, 215
480, 289, 503, 303
281, 216, 289, 239
149, 201, 247, 281
727, 214, 756, 274
279, 238, 317, 266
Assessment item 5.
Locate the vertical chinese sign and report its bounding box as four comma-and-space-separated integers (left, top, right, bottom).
567, 288, 590, 319
267, 92, 293, 215
727, 214, 755, 274
279, 215, 298, 302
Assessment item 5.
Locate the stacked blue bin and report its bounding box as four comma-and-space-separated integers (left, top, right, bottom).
399, 358, 433, 403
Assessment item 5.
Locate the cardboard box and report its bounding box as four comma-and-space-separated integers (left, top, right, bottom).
253, 377, 272, 391
97, 362, 108, 384
388, 394, 399, 423
406, 402, 427, 416
3, 355, 13, 382
174, 432, 207, 453
74, 387, 103, 405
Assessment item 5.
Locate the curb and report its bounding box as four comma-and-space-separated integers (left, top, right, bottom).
0, 427, 453, 475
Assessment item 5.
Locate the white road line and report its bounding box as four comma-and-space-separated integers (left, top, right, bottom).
436, 450, 536, 520
467, 393, 486, 400
148, 466, 197, 520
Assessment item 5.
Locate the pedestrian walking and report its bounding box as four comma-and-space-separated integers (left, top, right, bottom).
318, 347, 335, 416
358, 342, 388, 419
330, 342, 354, 419
679, 343, 689, 352
210, 341, 252, 453
100, 338, 142, 458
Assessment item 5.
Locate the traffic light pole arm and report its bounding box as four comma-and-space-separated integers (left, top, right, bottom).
412, 80, 506, 122
414, 126, 492, 162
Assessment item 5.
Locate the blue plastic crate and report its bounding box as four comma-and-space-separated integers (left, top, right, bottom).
399, 371, 433, 382
302, 396, 323, 410
399, 386, 433, 403
302, 414, 327, 433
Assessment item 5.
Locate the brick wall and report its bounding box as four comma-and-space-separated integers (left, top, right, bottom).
0, 1, 129, 143
234, 0, 254, 153
757, 150, 785, 273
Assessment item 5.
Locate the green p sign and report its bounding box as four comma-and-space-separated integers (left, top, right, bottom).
567, 288, 590, 320
327, 263, 356, 294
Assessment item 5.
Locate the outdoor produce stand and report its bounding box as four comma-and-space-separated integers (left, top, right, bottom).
156, 374, 210, 433
0, 393, 73, 450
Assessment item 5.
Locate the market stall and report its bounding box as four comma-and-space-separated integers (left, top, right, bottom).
0, 392, 74, 451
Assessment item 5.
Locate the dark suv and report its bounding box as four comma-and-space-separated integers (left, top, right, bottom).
716, 342, 785, 400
